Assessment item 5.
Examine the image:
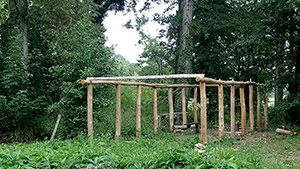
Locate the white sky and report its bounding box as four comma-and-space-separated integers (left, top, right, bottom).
103, 1, 176, 63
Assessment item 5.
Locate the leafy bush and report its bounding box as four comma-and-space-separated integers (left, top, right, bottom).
269, 93, 300, 127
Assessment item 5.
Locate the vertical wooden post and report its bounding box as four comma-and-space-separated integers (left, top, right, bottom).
136, 85, 142, 138
115, 84, 121, 139
240, 86, 246, 136
181, 88, 187, 124
168, 88, 174, 131
230, 84, 235, 137
218, 81, 224, 141
200, 81, 207, 144
153, 87, 158, 132
249, 84, 254, 131
264, 93, 268, 130
87, 85, 93, 139
257, 88, 261, 131
193, 87, 198, 123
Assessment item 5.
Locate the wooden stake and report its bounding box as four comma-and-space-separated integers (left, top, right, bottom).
182, 88, 187, 124
257, 89, 261, 131
168, 88, 174, 131
249, 85, 254, 131
218, 82, 224, 141
264, 94, 268, 130
200, 81, 207, 144
193, 87, 198, 123
136, 85, 142, 138
87, 85, 93, 139
115, 84, 121, 139
230, 85, 235, 137
50, 114, 62, 141
240, 86, 246, 136
153, 88, 158, 132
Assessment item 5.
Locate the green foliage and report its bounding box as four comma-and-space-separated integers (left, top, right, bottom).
138, 38, 172, 77
47, 20, 115, 138
0, 0, 116, 141
269, 93, 300, 127
0, 0, 9, 25
0, 134, 264, 168
114, 54, 141, 76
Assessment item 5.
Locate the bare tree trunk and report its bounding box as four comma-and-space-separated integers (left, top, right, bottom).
180, 0, 193, 74
21, 17, 28, 70
274, 68, 283, 106
289, 9, 300, 96
13, 0, 29, 70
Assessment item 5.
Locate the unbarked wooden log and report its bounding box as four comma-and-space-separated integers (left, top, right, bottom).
275, 128, 297, 136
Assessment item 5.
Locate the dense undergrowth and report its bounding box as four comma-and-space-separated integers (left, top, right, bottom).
0, 132, 262, 169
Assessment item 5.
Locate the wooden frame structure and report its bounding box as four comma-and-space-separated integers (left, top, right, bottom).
81, 74, 268, 144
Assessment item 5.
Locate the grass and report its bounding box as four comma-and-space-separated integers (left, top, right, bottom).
0, 131, 299, 168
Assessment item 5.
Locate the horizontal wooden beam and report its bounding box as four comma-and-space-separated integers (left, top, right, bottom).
87, 74, 205, 81
196, 77, 261, 85
80, 80, 219, 87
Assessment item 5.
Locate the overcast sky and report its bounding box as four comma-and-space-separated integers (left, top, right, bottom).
103, 1, 176, 63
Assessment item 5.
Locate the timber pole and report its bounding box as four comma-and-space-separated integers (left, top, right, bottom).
193, 87, 198, 123
153, 88, 158, 132
182, 88, 187, 124
87, 85, 94, 139
136, 85, 142, 138
115, 84, 121, 139
218, 81, 224, 141
249, 84, 254, 131
240, 86, 246, 136
230, 84, 235, 137
257, 88, 261, 131
200, 80, 207, 144
168, 88, 174, 131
